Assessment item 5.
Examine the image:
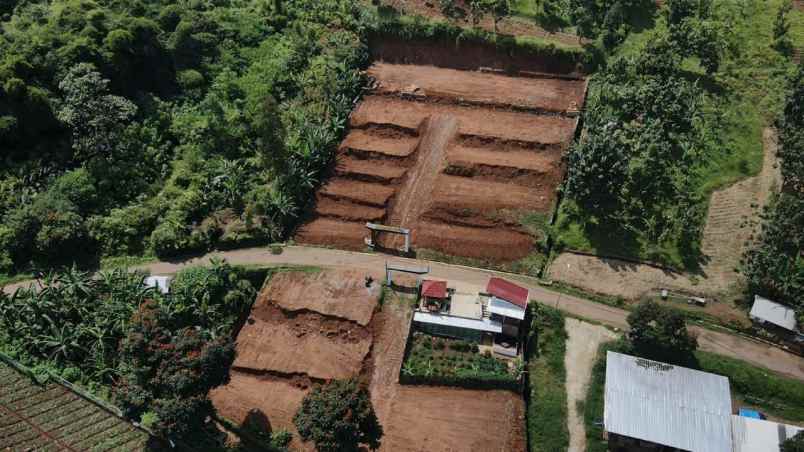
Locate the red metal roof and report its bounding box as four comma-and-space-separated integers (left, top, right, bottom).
421, 280, 448, 299
486, 277, 529, 309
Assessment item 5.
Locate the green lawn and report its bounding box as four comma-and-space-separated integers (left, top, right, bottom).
528, 305, 569, 452
554, 0, 794, 270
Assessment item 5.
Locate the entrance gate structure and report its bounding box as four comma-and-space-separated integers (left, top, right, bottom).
365, 223, 411, 254
385, 262, 430, 292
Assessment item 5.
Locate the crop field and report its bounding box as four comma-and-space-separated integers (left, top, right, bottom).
0, 362, 152, 451
297, 53, 587, 262
211, 270, 382, 449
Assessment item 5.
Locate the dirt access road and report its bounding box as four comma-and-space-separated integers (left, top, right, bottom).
5, 245, 803, 380
564, 319, 618, 451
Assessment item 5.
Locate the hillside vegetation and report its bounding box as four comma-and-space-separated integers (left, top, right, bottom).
0, 0, 369, 276
554, 0, 801, 270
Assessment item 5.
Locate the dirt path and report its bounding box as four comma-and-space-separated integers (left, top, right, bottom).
5, 244, 803, 380
549, 128, 782, 302
564, 319, 618, 452
382, 115, 457, 250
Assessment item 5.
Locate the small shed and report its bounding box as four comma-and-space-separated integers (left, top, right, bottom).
144, 276, 172, 294
749, 295, 798, 333
420, 280, 449, 312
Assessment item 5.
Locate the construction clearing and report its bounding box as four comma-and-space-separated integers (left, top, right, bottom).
211, 270, 382, 450
211, 267, 527, 450
297, 40, 587, 262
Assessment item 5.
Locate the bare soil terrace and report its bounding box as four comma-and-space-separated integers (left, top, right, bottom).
213, 270, 382, 449
297, 57, 586, 263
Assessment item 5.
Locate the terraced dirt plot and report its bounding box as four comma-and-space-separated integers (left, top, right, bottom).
297, 60, 586, 262
265, 270, 380, 326
212, 270, 381, 448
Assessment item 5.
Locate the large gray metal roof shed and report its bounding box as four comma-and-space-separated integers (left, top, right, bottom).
604, 351, 733, 452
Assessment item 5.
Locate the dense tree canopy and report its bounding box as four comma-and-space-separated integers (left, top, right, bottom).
626, 300, 698, 366
743, 65, 804, 322
294, 379, 383, 452
0, 260, 256, 443
0, 0, 370, 275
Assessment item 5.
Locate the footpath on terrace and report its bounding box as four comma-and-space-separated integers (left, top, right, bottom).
4, 245, 803, 381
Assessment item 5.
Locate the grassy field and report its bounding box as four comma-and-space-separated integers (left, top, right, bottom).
528, 306, 569, 452
553, 0, 796, 270
696, 350, 804, 422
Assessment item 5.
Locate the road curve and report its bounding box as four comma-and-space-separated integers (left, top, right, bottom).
4, 245, 804, 380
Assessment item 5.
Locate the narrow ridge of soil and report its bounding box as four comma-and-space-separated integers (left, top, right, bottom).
381, 115, 458, 250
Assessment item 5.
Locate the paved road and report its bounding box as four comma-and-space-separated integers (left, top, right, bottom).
5, 245, 804, 380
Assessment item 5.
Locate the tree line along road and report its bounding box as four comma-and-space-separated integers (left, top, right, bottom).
4, 245, 803, 381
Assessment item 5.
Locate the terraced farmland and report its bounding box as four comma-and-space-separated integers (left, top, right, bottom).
297, 54, 587, 262
0, 361, 153, 451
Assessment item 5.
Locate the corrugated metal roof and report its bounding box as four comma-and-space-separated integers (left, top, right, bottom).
750, 295, 797, 332
421, 280, 447, 299
604, 351, 733, 452
413, 311, 502, 333
486, 277, 528, 308
731, 415, 803, 452
489, 297, 526, 320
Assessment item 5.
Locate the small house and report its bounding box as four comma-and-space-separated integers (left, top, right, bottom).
419, 279, 450, 313
412, 277, 530, 357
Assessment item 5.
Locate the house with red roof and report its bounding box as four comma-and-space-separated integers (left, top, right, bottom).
412, 277, 530, 357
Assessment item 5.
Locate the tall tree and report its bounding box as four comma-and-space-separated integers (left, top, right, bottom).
57, 63, 137, 164
626, 300, 698, 366
294, 379, 383, 452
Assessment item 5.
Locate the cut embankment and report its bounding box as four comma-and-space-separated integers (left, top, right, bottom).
352, 96, 577, 146
335, 155, 407, 183
368, 62, 586, 113
340, 127, 419, 160
233, 304, 372, 380
265, 270, 380, 326
294, 218, 368, 249
314, 197, 386, 223
318, 179, 396, 208
415, 221, 535, 261
430, 175, 555, 212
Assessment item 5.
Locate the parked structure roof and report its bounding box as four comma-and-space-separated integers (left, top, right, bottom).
750, 295, 797, 332
413, 311, 502, 333
731, 415, 802, 452
489, 297, 526, 320
485, 277, 528, 309
421, 280, 448, 299
604, 351, 733, 452
144, 275, 171, 294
